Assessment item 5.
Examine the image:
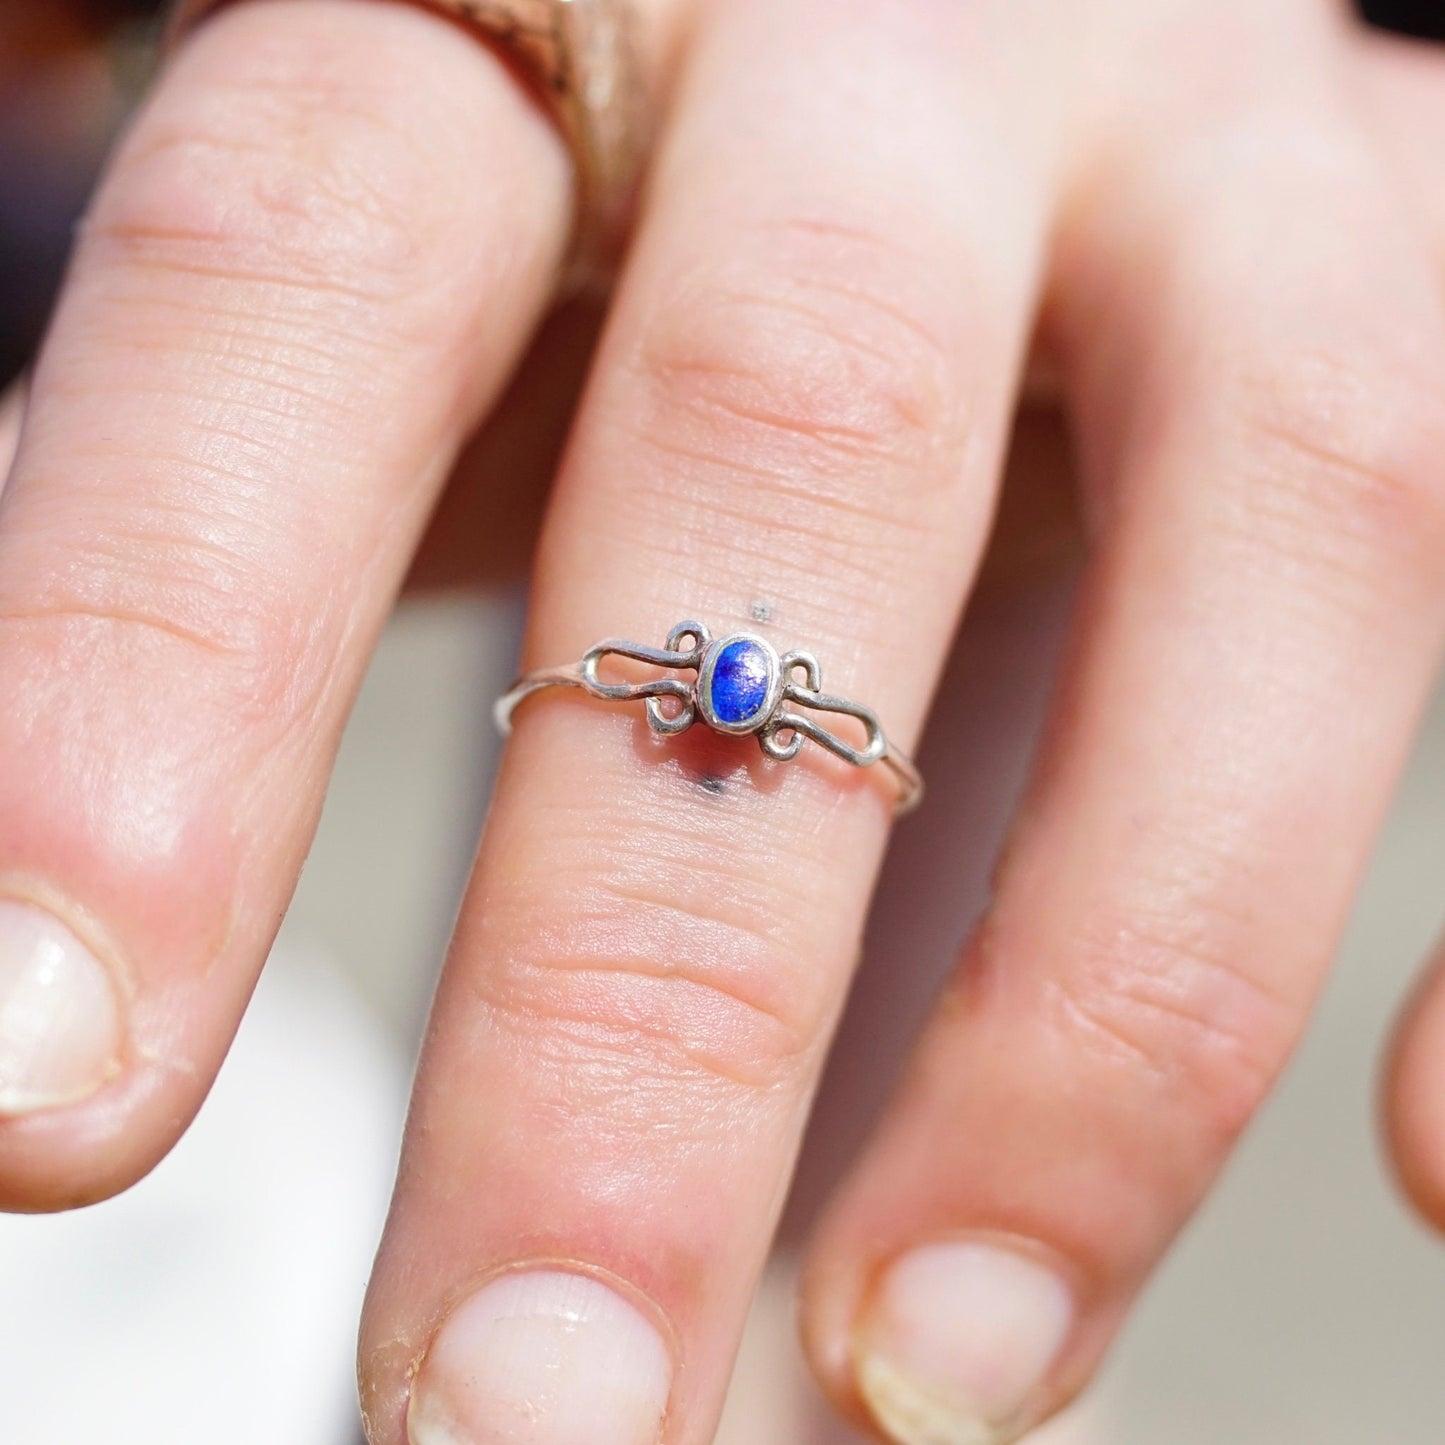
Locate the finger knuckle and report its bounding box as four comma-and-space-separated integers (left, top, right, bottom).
1226, 346, 1445, 590
85, 14, 466, 332
479, 846, 835, 1097
1045, 908, 1296, 1144
631, 214, 970, 487
0, 518, 320, 735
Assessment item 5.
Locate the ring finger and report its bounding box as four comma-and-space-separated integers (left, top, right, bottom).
357, 1, 1085, 1440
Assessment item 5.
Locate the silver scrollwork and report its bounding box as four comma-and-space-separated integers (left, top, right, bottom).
495, 620, 922, 812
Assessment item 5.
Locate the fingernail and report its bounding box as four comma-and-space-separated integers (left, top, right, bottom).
407, 1269, 674, 1445
854, 1240, 1074, 1445
0, 899, 124, 1115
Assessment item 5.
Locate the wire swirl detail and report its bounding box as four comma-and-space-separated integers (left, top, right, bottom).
496, 620, 921, 812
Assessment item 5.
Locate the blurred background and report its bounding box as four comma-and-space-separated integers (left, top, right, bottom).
0, 3, 1442, 1442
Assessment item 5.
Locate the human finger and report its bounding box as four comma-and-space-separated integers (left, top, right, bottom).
356, 1, 1083, 1440
0, 0, 569, 1206
801, 5, 1445, 1440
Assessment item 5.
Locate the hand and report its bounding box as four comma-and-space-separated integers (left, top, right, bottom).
2, 4, 1444, 1444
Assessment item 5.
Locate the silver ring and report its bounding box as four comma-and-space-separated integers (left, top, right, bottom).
495, 621, 924, 813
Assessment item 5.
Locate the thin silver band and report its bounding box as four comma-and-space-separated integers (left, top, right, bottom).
495, 621, 924, 813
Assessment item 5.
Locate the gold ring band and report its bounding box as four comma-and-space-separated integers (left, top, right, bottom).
167, 0, 653, 284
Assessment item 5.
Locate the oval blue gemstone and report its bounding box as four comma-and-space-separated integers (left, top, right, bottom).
709, 639, 772, 727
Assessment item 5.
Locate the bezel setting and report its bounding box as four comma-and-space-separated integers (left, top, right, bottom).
696, 632, 783, 736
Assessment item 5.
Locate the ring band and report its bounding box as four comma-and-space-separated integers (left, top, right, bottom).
495, 621, 925, 813
166, 0, 652, 282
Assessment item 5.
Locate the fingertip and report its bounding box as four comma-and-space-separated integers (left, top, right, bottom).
0, 1066, 204, 1215
0, 1008, 209, 1217
797, 1249, 873, 1436
0, 838, 243, 1214
1383, 936, 1445, 1233
0, 891, 145, 1212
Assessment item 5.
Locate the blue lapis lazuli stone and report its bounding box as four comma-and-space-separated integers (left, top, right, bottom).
709, 640, 772, 727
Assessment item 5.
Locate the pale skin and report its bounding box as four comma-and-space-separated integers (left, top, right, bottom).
2, 1, 1445, 1443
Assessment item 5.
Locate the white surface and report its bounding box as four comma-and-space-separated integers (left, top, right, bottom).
0, 945, 406, 1445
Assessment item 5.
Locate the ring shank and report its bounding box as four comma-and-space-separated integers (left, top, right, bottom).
877, 747, 924, 815
493, 664, 588, 734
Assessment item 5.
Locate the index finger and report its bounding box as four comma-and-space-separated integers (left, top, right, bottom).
0, 0, 567, 1202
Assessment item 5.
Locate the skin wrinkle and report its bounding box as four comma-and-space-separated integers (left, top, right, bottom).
8, 492, 302, 592
648, 291, 946, 449
44, 291, 406, 406
79, 222, 431, 309
988, 804, 1302, 1124
763, 227, 962, 370
26, 385, 345, 475
459, 710, 881, 1099
63, 260, 470, 419
83, 326, 397, 423
482, 970, 815, 1099
102, 101, 443, 287
617, 439, 947, 565
504, 939, 825, 1090
83, 36, 556, 360
1235, 371, 1445, 581
500, 860, 849, 1072
554, 850, 827, 950
0, 602, 239, 668
607, 494, 923, 636
632, 281, 967, 482
73, 284, 407, 364
493, 1039, 796, 1206
1041, 938, 1289, 1137
0, 562, 338, 738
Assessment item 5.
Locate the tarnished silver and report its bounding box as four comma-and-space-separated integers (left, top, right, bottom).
496, 621, 924, 813
167, 0, 651, 282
